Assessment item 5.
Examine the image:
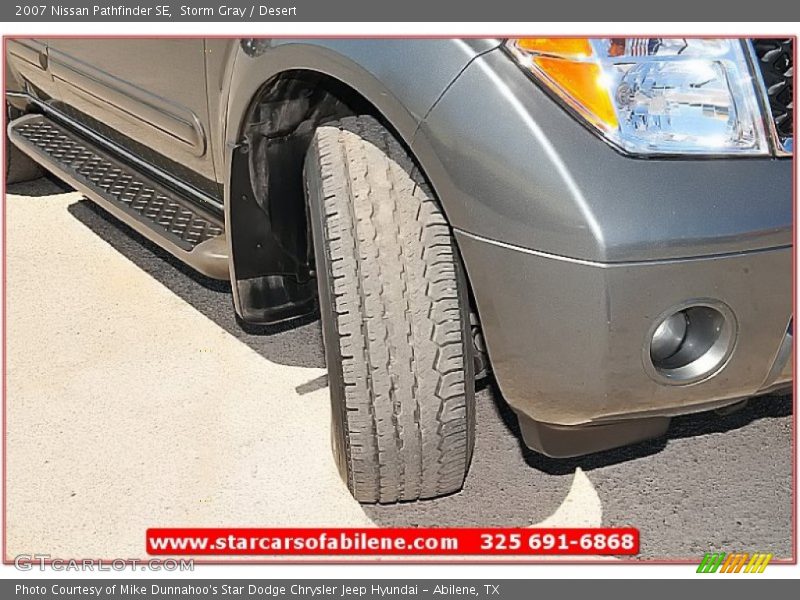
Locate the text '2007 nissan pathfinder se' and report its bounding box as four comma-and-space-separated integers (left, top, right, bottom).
5, 37, 793, 503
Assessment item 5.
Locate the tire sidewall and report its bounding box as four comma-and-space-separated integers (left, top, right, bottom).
303, 140, 352, 486
454, 254, 476, 470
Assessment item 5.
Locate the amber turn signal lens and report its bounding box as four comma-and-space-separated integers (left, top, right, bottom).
532, 55, 618, 130
515, 38, 594, 58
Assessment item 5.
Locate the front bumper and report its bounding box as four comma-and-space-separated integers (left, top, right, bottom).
457, 230, 792, 453
416, 47, 792, 457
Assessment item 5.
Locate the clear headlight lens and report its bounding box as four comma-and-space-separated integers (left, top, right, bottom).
505, 38, 769, 156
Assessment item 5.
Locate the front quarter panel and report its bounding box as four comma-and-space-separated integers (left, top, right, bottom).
415, 48, 792, 263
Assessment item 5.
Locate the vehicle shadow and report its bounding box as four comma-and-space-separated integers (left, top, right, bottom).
490, 380, 793, 476
65, 197, 326, 370
366, 382, 792, 527
6, 172, 73, 196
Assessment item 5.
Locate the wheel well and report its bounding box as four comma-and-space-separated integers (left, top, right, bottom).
229, 69, 413, 325
237, 69, 399, 240
228, 67, 488, 370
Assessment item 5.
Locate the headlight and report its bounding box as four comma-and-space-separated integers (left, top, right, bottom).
505, 38, 769, 156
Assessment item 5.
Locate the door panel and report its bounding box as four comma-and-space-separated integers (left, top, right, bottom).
202, 39, 239, 182
47, 39, 218, 195
6, 39, 58, 102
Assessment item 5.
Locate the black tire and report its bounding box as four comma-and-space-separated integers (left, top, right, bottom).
304, 115, 475, 503
5, 107, 41, 185
6, 141, 41, 185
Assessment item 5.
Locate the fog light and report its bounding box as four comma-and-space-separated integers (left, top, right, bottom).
646, 302, 736, 384
650, 311, 688, 362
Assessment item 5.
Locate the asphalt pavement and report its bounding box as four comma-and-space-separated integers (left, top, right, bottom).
5, 176, 794, 561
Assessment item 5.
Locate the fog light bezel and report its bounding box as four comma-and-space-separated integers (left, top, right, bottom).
643, 300, 738, 385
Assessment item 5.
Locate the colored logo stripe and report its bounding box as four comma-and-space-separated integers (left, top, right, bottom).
745, 553, 773, 573
697, 552, 725, 573
720, 553, 748, 573
697, 552, 772, 573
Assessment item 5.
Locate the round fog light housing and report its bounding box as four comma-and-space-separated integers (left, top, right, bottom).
645, 301, 736, 385
650, 311, 688, 363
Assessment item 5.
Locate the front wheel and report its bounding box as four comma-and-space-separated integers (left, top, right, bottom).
304, 116, 475, 503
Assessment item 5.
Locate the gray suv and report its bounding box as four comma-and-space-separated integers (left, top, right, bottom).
6, 38, 793, 503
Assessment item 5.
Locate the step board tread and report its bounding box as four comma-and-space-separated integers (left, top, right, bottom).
11, 115, 224, 252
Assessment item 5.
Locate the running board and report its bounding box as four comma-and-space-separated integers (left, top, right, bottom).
8, 114, 229, 280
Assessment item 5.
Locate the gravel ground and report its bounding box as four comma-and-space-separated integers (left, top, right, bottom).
5, 176, 794, 561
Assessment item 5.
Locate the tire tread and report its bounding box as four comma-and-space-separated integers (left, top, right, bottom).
306, 115, 473, 502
